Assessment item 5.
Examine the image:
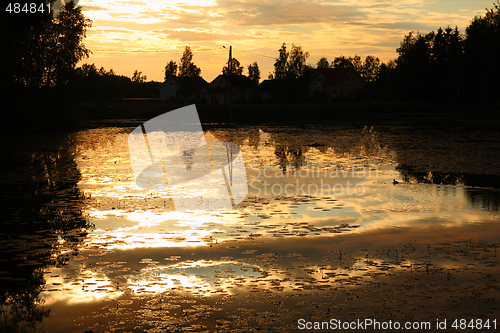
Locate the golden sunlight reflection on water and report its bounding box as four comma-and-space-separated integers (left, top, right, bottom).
36, 125, 500, 332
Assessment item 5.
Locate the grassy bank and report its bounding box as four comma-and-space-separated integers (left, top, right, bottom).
83, 101, 500, 128
226, 102, 498, 126
7, 100, 499, 133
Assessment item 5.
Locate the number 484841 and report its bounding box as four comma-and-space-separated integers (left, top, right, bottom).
452, 319, 497, 330
6, 3, 51, 13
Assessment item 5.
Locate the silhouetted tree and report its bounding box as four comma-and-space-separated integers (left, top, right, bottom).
333, 55, 362, 73
178, 46, 201, 77
351, 55, 363, 73
74, 64, 163, 100
368, 60, 397, 101
463, 0, 500, 103
44, 0, 91, 87
248, 62, 262, 102
394, 31, 434, 100
393, 26, 463, 101
271, 43, 309, 80
287, 44, 310, 80
331, 54, 380, 83
132, 70, 147, 83
1, 0, 92, 128
360, 55, 381, 82
1, 0, 91, 91
222, 57, 244, 75
164, 60, 178, 79
385, 3, 499, 104
272, 42, 289, 80
247, 62, 261, 84
316, 57, 331, 69
332, 56, 352, 69
270, 43, 311, 102
432, 27, 463, 102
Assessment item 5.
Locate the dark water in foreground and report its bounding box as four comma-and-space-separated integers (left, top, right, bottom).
1, 123, 499, 332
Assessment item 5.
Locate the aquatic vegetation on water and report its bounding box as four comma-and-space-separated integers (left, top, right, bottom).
1, 125, 500, 332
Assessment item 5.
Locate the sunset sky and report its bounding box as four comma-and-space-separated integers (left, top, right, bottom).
77, 0, 493, 83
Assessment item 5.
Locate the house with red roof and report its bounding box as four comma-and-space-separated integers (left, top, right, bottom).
310, 68, 364, 99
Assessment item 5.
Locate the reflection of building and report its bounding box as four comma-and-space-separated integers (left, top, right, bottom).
159, 76, 209, 100
182, 149, 195, 171
206, 75, 254, 105
310, 68, 364, 98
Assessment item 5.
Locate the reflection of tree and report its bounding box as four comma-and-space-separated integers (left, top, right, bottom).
246, 128, 260, 149
211, 126, 500, 210
0, 134, 92, 329
396, 165, 500, 212
396, 164, 464, 185
208, 126, 392, 171
466, 187, 500, 212
267, 130, 307, 172
387, 126, 500, 212
274, 147, 305, 174
358, 126, 382, 156
328, 126, 387, 157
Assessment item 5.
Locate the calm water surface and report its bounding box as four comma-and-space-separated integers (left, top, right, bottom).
1, 124, 499, 332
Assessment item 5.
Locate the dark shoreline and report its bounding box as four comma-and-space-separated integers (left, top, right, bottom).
5, 101, 500, 134
78, 101, 500, 130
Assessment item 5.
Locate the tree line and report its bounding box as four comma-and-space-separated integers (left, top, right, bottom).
307, 1, 500, 104
72, 64, 161, 100
256, 1, 500, 104
386, 2, 500, 104
3, 0, 499, 128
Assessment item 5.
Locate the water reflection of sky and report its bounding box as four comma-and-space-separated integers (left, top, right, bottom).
37, 125, 500, 332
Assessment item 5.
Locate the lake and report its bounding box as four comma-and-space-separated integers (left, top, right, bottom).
1, 121, 499, 332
